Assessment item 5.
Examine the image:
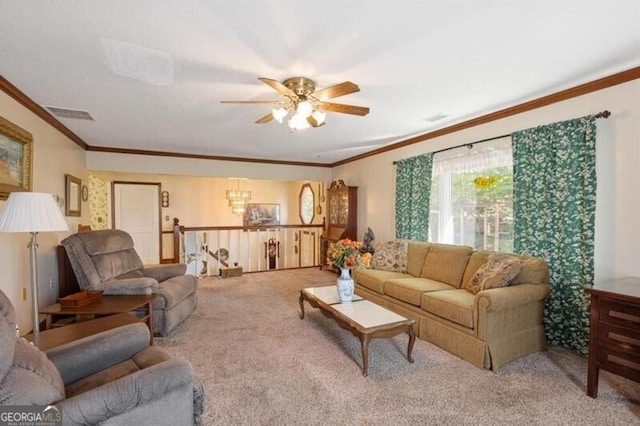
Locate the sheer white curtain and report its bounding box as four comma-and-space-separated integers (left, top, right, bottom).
432, 138, 512, 174
430, 137, 513, 248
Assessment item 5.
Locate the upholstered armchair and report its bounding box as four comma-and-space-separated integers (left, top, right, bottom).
61, 229, 198, 337
0, 290, 204, 425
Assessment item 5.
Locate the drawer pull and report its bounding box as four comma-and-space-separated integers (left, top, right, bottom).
606, 354, 640, 371
608, 310, 640, 324
607, 332, 640, 348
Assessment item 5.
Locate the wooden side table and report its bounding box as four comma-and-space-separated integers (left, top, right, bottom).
585, 277, 640, 397
25, 313, 142, 351
39, 294, 154, 342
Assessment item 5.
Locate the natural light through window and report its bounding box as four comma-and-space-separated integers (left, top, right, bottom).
429, 138, 514, 252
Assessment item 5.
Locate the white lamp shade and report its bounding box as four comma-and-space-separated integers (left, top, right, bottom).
0, 192, 69, 233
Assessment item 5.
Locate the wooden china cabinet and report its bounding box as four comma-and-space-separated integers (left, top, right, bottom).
320, 180, 357, 270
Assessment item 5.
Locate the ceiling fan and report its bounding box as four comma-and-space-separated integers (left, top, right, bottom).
221, 77, 370, 131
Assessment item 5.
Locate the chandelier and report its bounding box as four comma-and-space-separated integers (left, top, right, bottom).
226, 179, 251, 215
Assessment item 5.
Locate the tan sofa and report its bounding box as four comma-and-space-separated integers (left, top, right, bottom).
353, 241, 550, 370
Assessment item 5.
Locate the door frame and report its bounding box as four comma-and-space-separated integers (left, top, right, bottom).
111, 181, 163, 262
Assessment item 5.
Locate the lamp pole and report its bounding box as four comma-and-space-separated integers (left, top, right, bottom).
28, 232, 40, 346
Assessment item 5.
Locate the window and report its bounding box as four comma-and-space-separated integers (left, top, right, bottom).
299, 183, 315, 224
429, 138, 514, 252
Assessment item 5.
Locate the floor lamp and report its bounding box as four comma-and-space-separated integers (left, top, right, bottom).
0, 192, 69, 345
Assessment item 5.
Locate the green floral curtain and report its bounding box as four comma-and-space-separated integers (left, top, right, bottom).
395, 154, 433, 241
512, 115, 597, 355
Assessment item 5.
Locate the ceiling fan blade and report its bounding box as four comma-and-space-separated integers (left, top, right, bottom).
319, 102, 370, 116
258, 77, 297, 97
310, 81, 360, 101
255, 113, 274, 124
220, 100, 286, 104
307, 116, 326, 128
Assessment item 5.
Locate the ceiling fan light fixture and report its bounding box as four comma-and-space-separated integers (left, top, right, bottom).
296, 100, 313, 117
272, 107, 288, 123
288, 112, 311, 131
222, 76, 368, 132
311, 110, 326, 125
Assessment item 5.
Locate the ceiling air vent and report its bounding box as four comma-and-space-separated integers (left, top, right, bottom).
45, 106, 94, 121
423, 113, 449, 123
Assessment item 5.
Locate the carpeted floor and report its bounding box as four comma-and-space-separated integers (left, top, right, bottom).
156, 268, 639, 425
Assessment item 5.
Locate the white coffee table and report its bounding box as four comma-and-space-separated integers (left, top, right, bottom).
299, 286, 415, 376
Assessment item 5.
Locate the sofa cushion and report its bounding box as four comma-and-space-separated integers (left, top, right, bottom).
420, 243, 473, 288
372, 239, 408, 272
406, 241, 431, 277
384, 277, 454, 306
153, 275, 199, 309
465, 254, 522, 294
0, 291, 16, 382
461, 250, 492, 290
511, 256, 549, 285
353, 268, 408, 294
79, 229, 136, 255
1, 339, 65, 404
0, 317, 16, 382
65, 347, 171, 398
93, 249, 144, 283
421, 289, 475, 329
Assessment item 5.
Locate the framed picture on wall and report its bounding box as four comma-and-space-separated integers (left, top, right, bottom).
0, 116, 33, 200
65, 174, 81, 217
243, 203, 280, 227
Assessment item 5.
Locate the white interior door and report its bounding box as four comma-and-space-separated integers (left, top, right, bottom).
113, 182, 161, 264
299, 230, 316, 267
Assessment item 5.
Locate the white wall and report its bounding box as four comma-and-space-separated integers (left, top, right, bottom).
333, 79, 640, 284
0, 91, 88, 333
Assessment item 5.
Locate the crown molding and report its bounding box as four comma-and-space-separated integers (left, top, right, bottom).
0, 74, 89, 149
86, 145, 332, 168
332, 66, 640, 167
3, 67, 639, 169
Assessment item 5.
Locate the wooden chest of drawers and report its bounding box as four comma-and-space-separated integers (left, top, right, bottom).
585, 278, 640, 398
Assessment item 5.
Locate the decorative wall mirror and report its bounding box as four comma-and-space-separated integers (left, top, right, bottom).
65, 174, 81, 217
299, 183, 315, 224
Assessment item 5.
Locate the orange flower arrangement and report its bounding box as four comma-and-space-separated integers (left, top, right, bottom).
327, 238, 372, 269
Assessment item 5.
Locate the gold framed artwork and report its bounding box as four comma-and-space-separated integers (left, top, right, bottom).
243, 203, 280, 227
0, 116, 33, 200
65, 174, 82, 217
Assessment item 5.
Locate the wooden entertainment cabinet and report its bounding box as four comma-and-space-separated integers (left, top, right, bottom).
320, 180, 357, 270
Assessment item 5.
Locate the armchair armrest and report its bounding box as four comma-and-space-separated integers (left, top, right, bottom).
46, 323, 150, 385
56, 359, 194, 426
143, 263, 188, 282
475, 283, 550, 312
103, 277, 159, 295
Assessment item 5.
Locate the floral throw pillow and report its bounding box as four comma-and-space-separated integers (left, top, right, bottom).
372, 240, 408, 273
465, 253, 523, 294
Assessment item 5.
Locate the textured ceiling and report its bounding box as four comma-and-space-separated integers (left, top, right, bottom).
0, 1, 638, 165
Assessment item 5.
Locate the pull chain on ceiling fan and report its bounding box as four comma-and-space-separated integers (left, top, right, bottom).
221, 77, 370, 131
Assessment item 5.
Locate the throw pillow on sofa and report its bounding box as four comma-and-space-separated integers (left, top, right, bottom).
465, 253, 523, 294
372, 239, 408, 273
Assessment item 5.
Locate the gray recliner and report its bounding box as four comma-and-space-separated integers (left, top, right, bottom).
0, 289, 204, 425
61, 229, 198, 337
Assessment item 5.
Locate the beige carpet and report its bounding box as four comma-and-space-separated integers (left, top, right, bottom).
156, 268, 639, 425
